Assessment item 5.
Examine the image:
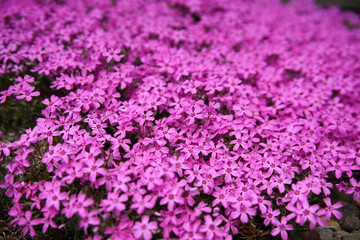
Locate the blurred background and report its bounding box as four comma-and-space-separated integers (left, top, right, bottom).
316, 0, 360, 13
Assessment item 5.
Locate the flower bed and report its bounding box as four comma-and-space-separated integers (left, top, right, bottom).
0, 0, 360, 239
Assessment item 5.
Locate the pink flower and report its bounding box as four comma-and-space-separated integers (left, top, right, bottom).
271, 217, 293, 240
157, 55, 175, 74
78, 210, 100, 235
38, 208, 58, 234
287, 183, 309, 205
137, 111, 154, 126
317, 197, 342, 220
160, 190, 185, 211
261, 207, 281, 226
0, 141, 10, 156
83, 158, 107, 183
130, 194, 156, 214
133, 215, 158, 240
185, 106, 203, 125
327, 158, 351, 179
346, 178, 360, 201
99, 192, 128, 214
286, 201, 321, 228
18, 211, 42, 237
200, 215, 224, 239
212, 187, 230, 208
108, 136, 131, 152
103, 48, 124, 63
0, 174, 21, 198
180, 218, 202, 240
229, 200, 256, 223
191, 201, 212, 221
15, 85, 40, 101
2, 0, 360, 238
337, 181, 349, 192
72, 193, 94, 218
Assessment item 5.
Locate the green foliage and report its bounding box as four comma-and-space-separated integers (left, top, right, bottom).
0, 96, 43, 136
0, 71, 69, 139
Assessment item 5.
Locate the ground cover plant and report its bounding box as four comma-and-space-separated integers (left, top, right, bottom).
1, 0, 360, 239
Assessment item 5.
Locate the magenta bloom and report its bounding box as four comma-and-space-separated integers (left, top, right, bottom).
1, 0, 360, 239
0, 141, 10, 156
130, 194, 156, 214
200, 215, 224, 239
346, 178, 360, 201
133, 215, 158, 240
271, 217, 293, 240
18, 211, 42, 237
78, 210, 100, 235
317, 197, 342, 220
83, 158, 107, 183
261, 207, 281, 226
99, 192, 128, 214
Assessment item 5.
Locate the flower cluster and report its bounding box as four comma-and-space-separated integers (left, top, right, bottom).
1, 0, 360, 239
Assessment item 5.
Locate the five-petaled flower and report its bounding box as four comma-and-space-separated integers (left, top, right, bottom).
133, 215, 158, 240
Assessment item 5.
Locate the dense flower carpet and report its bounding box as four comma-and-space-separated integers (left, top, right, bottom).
0, 0, 360, 239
